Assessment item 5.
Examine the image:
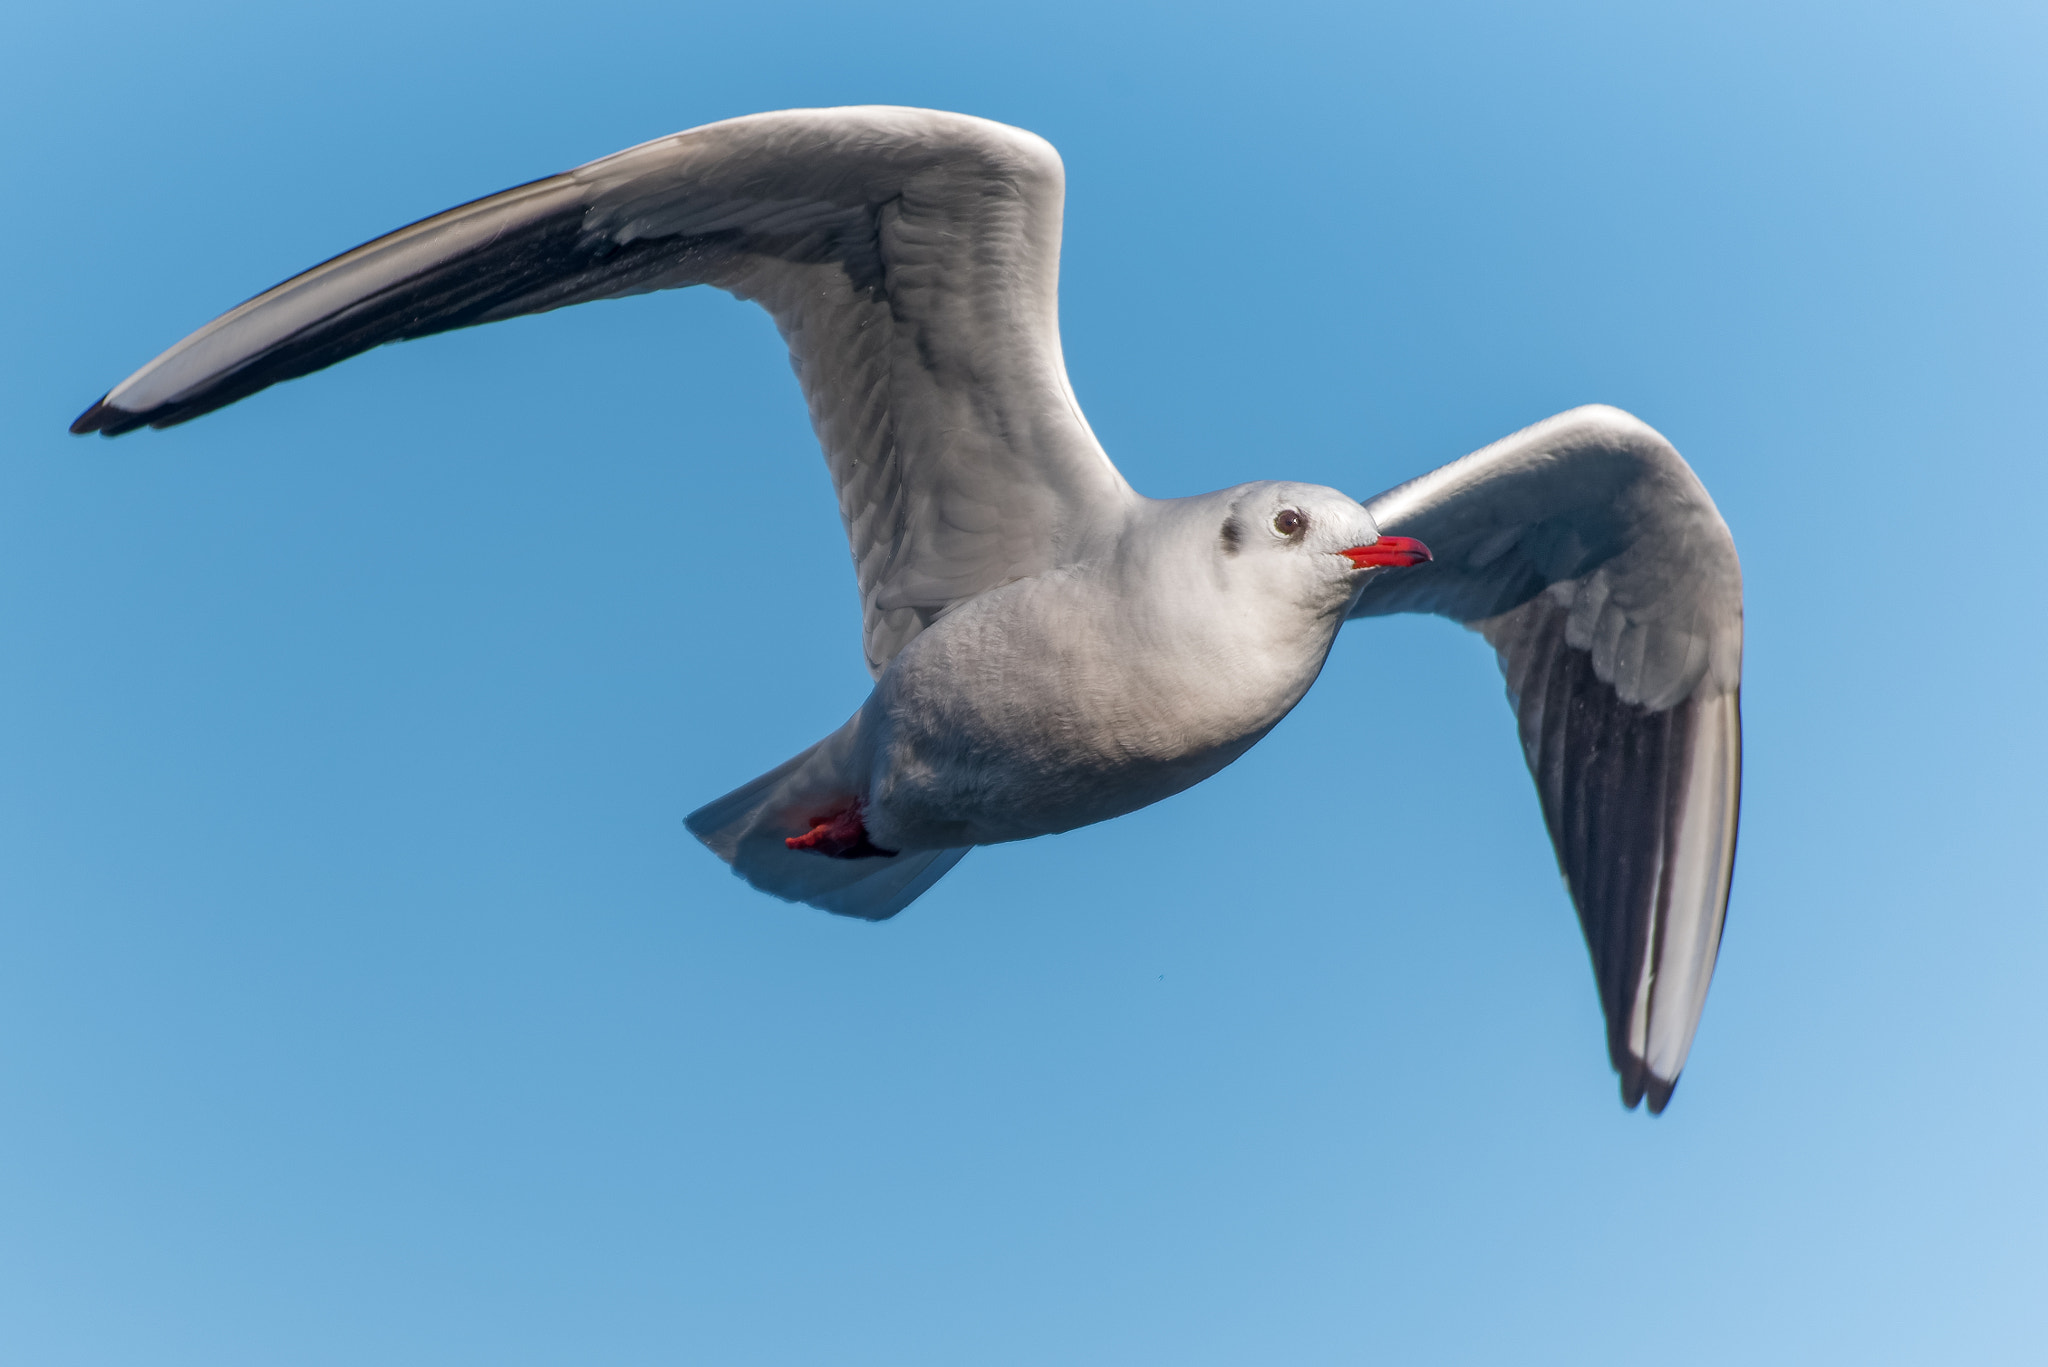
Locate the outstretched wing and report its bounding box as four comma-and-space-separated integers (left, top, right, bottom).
71, 106, 1135, 675
1349, 405, 1743, 1112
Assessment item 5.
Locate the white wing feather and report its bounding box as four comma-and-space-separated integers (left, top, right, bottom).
74, 107, 1135, 675
1350, 405, 1743, 1111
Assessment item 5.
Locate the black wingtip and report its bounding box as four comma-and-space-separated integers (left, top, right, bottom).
1618, 1054, 1647, 1110
69, 396, 147, 436
1618, 1064, 1679, 1115
70, 396, 114, 435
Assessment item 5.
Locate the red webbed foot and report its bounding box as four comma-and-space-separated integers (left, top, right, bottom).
785, 802, 897, 860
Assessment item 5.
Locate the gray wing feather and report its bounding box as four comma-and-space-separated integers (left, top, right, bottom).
1349, 405, 1743, 1111
72, 106, 1133, 675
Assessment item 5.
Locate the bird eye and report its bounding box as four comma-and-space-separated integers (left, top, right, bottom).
1274, 508, 1308, 536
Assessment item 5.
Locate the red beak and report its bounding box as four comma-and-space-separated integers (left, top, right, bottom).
1338, 535, 1432, 569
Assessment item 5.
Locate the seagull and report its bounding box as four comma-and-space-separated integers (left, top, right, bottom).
72, 107, 1742, 1111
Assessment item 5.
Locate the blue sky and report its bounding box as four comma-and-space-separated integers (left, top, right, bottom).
4, 1, 2044, 1362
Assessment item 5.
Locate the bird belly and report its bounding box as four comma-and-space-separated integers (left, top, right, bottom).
859, 575, 1327, 850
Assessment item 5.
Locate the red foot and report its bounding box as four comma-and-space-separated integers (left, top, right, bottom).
785, 802, 897, 860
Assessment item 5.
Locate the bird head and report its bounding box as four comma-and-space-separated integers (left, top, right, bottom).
1214, 482, 1431, 617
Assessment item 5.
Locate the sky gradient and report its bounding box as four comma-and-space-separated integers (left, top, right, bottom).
4, 1, 2045, 1362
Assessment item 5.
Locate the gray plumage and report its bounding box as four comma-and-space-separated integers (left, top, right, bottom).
73, 107, 1743, 1111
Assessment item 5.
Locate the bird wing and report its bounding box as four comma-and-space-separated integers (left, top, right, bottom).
71, 106, 1134, 676
1348, 405, 1743, 1112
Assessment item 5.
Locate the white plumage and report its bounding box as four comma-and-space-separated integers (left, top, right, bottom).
73, 106, 1743, 1112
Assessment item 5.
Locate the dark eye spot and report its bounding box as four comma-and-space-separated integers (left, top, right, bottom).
1274, 508, 1308, 536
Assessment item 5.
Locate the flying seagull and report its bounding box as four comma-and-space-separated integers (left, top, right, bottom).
72, 107, 1742, 1111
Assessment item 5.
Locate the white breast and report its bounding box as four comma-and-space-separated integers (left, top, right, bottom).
861, 511, 1341, 849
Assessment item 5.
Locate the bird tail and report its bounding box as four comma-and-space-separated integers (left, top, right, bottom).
684, 720, 968, 921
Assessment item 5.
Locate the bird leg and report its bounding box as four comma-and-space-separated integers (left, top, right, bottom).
785, 801, 897, 859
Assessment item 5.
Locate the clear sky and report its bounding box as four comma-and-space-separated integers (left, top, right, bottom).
4, 1, 2044, 1363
